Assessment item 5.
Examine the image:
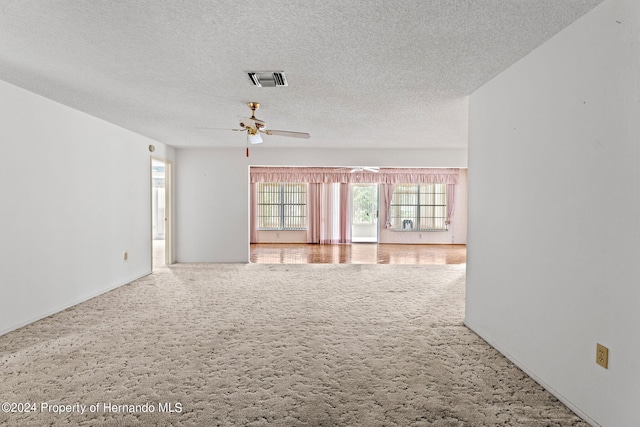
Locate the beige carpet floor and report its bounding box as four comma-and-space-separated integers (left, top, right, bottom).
0, 264, 587, 426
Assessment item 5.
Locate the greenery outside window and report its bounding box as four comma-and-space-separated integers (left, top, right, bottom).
257, 183, 307, 230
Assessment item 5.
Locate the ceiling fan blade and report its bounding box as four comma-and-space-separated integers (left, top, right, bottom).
240, 117, 255, 128
348, 166, 380, 173
264, 130, 310, 139
195, 127, 244, 132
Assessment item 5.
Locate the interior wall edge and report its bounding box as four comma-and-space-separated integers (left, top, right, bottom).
463, 319, 599, 427
0, 271, 150, 338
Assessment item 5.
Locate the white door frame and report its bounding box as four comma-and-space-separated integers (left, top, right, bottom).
163, 160, 173, 265
351, 183, 379, 243
151, 157, 173, 268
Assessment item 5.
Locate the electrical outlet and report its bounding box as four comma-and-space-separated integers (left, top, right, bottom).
596, 343, 609, 369
123, 251, 128, 262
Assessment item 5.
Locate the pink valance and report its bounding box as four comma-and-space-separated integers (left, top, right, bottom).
250, 167, 459, 184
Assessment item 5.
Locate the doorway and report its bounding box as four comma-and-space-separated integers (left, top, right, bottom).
351, 184, 379, 243
151, 158, 172, 269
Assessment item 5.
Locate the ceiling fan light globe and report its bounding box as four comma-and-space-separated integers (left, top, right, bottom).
248, 133, 263, 144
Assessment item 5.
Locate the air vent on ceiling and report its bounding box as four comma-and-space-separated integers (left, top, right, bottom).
247, 71, 288, 87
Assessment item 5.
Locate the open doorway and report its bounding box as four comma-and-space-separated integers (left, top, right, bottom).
151, 158, 172, 269
351, 184, 379, 243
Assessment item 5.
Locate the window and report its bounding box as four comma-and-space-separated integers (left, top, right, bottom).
257, 183, 307, 230
390, 183, 447, 231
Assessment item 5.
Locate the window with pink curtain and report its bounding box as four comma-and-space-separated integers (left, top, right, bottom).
250, 167, 459, 242
389, 183, 449, 231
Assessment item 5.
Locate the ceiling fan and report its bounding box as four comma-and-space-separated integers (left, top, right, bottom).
200, 102, 310, 156
338, 166, 380, 173
349, 166, 380, 173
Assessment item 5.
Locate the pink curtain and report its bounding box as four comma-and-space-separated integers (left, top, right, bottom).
253, 182, 350, 245
339, 183, 351, 244
249, 183, 258, 243
319, 184, 337, 244
250, 167, 459, 184
383, 183, 394, 228
445, 184, 456, 225
307, 183, 321, 243
319, 183, 351, 244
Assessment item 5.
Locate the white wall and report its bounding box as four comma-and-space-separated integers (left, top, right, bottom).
175, 147, 467, 262
175, 148, 251, 262
466, 1, 639, 426
0, 79, 169, 336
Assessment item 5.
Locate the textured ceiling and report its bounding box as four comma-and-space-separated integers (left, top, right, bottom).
0, 0, 604, 149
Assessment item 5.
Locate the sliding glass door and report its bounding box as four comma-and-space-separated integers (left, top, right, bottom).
351, 184, 379, 243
